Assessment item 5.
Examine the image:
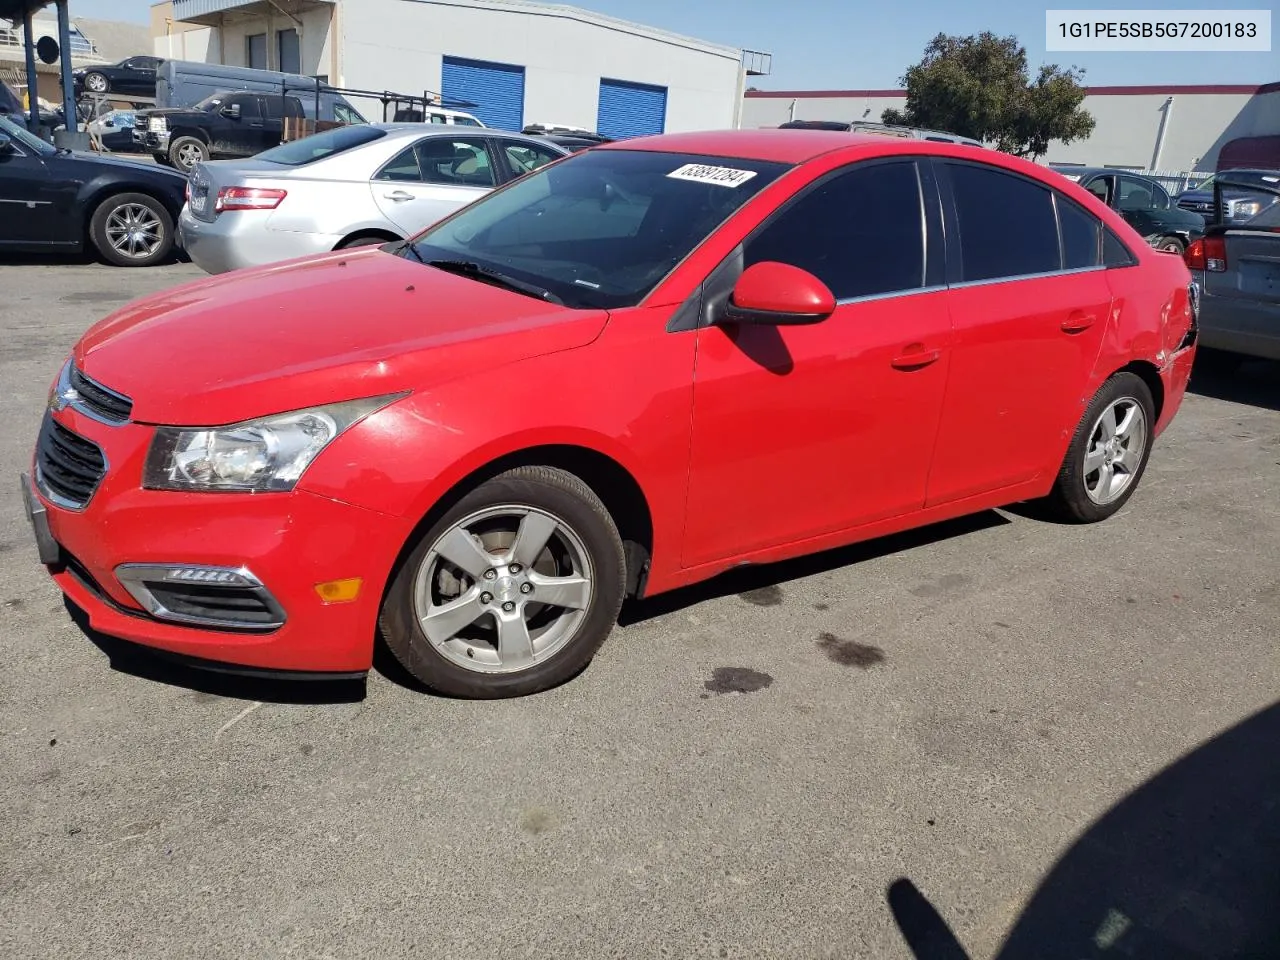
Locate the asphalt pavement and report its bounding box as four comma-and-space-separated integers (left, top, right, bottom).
2, 257, 1277, 959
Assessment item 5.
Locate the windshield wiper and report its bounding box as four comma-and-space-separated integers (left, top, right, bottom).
425, 259, 564, 305
398, 240, 426, 264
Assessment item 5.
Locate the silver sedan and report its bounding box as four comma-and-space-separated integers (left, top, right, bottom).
178, 124, 570, 274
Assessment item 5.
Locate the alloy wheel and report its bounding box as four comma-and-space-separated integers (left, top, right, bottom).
103, 202, 163, 260
1083, 397, 1148, 505
411, 505, 594, 674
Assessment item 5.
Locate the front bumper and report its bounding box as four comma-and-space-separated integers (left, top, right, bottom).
134, 128, 170, 152
23, 406, 413, 675
179, 206, 342, 274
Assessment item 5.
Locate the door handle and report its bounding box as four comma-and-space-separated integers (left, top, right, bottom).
1062, 311, 1096, 333
384, 190, 414, 202
890, 346, 941, 370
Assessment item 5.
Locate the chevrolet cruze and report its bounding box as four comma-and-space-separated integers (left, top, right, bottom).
21, 130, 1199, 699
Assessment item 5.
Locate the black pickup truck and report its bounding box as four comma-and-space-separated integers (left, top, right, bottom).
133, 90, 364, 172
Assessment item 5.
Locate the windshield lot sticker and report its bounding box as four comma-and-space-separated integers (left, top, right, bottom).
667, 164, 758, 188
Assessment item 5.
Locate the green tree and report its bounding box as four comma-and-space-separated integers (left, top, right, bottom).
881, 32, 1095, 159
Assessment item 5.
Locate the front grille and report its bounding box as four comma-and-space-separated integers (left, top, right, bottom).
36, 414, 107, 508
70, 366, 132, 423
144, 582, 282, 628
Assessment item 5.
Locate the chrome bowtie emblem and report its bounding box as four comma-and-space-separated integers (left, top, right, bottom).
49, 386, 79, 412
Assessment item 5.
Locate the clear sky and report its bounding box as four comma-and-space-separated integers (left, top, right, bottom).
59, 0, 1277, 89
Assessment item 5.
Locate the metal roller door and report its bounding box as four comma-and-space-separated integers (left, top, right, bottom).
441, 56, 525, 131
596, 78, 667, 139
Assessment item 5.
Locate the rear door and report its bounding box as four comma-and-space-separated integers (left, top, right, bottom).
257, 95, 304, 152
926, 159, 1115, 506
371, 135, 495, 235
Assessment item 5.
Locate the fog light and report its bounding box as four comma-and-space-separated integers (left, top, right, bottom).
315, 578, 362, 604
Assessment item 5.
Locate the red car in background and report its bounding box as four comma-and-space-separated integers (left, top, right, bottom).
21, 130, 1198, 699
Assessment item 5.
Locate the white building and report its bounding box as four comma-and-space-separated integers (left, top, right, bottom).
150, 0, 770, 136
741, 83, 1280, 173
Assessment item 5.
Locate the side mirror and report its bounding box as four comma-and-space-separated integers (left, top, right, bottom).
0, 133, 12, 153
221, 103, 241, 120
721, 261, 836, 326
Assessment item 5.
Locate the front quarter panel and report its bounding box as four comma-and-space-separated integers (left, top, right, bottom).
296, 303, 697, 590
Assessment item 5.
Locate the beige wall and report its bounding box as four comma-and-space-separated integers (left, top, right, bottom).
742, 88, 1279, 171
150, 1, 334, 78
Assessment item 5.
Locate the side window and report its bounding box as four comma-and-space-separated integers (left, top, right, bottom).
413, 137, 495, 187
1084, 176, 1111, 205
228, 94, 261, 120
947, 162, 1060, 282
333, 104, 362, 125
1056, 194, 1102, 269
501, 140, 563, 176
1103, 228, 1136, 267
743, 160, 925, 300
454, 116, 482, 127
1116, 177, 1155, 211
429, 113, 448, 124
376, 144, 424, 182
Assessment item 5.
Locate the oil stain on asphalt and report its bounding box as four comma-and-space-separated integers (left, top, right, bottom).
703, 667, 774, 695
738, 585, 784, 606
816, 632, 886, 669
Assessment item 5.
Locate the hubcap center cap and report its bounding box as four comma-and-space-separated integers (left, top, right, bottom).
494, 576, 521, 606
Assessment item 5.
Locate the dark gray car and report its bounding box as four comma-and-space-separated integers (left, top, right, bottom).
1176, 169, 1280, 224
1185, 179, 1280, 362
1054, 167, 1205, 253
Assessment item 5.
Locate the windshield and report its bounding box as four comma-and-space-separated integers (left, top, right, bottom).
407, 149, 790, 309
193, 94, 228, 113
1197, 171, 1280, 192
256, 124, 387, 165
0, 113, 56, 156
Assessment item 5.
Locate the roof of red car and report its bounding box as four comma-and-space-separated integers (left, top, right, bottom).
601, 129, 918, 165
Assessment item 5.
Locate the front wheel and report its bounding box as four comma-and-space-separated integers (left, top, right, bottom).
1041, 372, 1155, 523
168, 135, 207, 172
380, 466, 627, 698
83, 72, 109, 94
89, 193, 175, 267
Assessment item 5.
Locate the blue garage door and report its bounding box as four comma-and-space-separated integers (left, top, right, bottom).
441, 56, 525, 131
596, 78, 667, 139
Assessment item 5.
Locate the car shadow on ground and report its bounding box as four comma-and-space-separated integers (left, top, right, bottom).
619, 510, 1012, 625
66, 598, 366, 704
887, 699, 1280, 959
1188, 355, 1280, 413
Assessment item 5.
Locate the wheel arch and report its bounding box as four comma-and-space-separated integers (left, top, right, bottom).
334, 227, 402, 250
1115, 359, 1165, 423
389, 444, 655, 601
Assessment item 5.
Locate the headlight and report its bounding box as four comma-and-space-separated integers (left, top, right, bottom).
1232, 200, 1261, 218
142, 395, 402, 492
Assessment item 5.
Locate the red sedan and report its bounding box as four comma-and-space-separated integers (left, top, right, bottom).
21, 130, 1198, 699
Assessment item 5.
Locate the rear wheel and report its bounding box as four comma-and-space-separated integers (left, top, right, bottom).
1154, 235, 1185, 254
89, 193, 174, 267
380, 466, 627, 699
168, 136, 207, 172
1041, 372, 1155, 523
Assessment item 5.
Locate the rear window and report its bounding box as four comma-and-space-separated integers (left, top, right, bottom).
256, 125, 387, 165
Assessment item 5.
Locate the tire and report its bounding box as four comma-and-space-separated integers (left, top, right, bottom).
153, 153, 173, 167
337, 234, 394, 250
83, 72, 109, 94
88, 192, 175, 267
1154, 235, 1185, 254
1041, 372, 1156, 523
380, 466, 627, 699
168, 135, 207, 172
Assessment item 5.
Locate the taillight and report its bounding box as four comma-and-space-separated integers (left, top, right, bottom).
1184, 236, 1226, 272
215, 187, 287, 212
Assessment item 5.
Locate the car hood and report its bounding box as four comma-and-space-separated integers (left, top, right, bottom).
64, 150, 187, 180
73, 248, 610, 426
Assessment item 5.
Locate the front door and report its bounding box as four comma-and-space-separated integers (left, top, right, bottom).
0, 143, 59, 245
926, 160, 1114, 505
372, 136, 495, 236
682, 159, 953, 567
